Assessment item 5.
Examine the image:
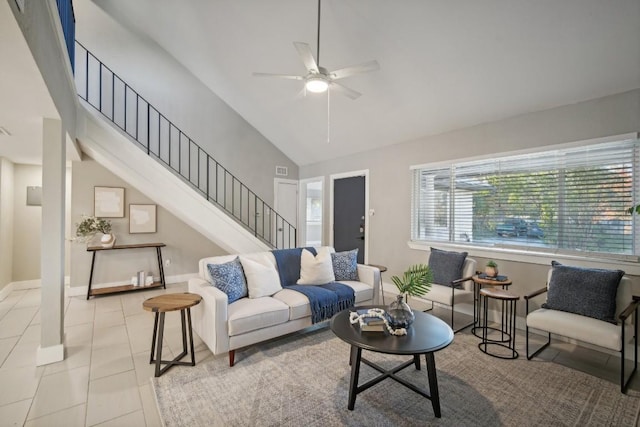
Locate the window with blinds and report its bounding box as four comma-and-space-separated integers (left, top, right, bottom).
411, 138, 639, 258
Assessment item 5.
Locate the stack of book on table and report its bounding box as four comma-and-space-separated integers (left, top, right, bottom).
355, 309, 386, 332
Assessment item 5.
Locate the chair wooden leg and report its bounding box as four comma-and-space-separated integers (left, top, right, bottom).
229, 350, 235, 367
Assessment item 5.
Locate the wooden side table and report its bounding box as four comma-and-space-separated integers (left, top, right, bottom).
367, 264, 387, 304
143, 292, 202, 377
471, 275, 512, 339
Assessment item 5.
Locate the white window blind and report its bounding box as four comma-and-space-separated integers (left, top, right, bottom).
411, 138, 639, 257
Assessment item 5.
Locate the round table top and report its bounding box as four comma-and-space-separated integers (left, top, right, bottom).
330, 306, 454, 355
143, 292, 202, 313
367, 264, 388, 273
472, 275, 512, 287
480, 287, 520, 301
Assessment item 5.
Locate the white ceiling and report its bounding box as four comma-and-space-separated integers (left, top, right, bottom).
0, 0, 59, 165
87, 0, 640, 166
4, 0, 640, 167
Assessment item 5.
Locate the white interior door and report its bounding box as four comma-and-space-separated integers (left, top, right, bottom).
274, 179, 298, 248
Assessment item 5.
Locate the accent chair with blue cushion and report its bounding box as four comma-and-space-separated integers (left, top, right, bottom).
418, 248, 477, 333
525, 262, 639, 393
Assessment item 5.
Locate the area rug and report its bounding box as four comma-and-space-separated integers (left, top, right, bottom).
152, 328, 640, 426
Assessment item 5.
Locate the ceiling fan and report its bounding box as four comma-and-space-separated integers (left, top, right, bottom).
253, 0, 379, 100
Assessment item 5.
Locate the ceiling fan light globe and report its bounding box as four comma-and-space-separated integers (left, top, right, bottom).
305, 77, 329, 93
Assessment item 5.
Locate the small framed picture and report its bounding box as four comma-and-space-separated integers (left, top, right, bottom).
129, 204, 157, 233
94, 187, 125, 218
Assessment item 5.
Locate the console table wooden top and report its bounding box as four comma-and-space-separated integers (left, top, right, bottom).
87, 242, 166, 252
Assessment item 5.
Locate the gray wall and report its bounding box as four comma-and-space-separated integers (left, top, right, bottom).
73, 0, 298, 207
70, 158, 227, 288
301, 90, 640, 314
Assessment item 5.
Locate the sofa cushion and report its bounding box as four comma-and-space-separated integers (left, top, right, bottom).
227, 297, 290, 336
542, 261, 623, 324
337, 281, 373, 304
428, 247, 468, 288
207, 257, 247, 303
272, 247, 316, 287
240, 255, 282, 298
331, 249, 359, 281
272, 289, 311, 320
298, 248, 335, 285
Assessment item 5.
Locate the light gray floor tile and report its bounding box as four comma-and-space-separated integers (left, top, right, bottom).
0, 398, 32, 427
27, 366, 90, 420
0, 306, 39, 339
90, 343, 134, 380
95, 409, 145, 427
1, 338, 38, 370
29, 309, 41, 325
139, 383, 162, 427
65, 308, 96, 327
24, 404, 86, 427
86, 371, 142, 426
0, 365, 43, 406
0, 336, 19, 367
94, 297, 123, 314
92, 324, 129, 349
94, 310, 125, 329
14, 289, 42, 309
18, 324, 41, 345
43, 342, 92, 377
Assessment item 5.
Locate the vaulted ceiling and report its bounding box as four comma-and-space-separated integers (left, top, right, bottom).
3, 0, 639, 166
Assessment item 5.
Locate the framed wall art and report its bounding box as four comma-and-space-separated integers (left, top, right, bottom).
129, 204, 157, 233
94, 186, 125, 218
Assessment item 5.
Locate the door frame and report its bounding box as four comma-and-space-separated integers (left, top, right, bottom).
298, 176, 325, 247
274, 178, 299, 246
329, 169, 370, 264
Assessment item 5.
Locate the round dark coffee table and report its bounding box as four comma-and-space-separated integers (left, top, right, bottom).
330, 306, 454, 418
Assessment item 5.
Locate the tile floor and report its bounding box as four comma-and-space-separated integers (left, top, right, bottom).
0, 286, 637, 426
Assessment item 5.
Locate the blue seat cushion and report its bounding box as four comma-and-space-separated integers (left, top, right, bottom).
542, 261, 624, 324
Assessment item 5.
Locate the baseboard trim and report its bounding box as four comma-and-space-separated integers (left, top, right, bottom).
65, 273, 198, 297
36, 343, 65, 366
0, 276, 72, 301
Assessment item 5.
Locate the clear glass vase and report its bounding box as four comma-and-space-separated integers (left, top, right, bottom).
387, 294, 415, 329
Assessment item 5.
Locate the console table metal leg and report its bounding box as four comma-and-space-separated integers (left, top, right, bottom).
156, 247, 166, 288
425, 353, 441, 418
348, 346, 362, 410
86, 251, 97, 300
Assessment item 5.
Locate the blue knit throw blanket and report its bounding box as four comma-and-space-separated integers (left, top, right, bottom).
272, 248, 355, 323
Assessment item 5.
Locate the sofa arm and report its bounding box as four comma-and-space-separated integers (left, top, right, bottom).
356, 264, 381, 304
188, 277, 230, 355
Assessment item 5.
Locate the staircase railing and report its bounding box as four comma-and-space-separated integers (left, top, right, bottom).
74, 41, 296, 249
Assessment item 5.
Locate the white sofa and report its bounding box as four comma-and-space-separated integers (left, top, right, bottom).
188, 248, 380, 366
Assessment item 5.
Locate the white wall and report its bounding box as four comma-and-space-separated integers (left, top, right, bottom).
73, 0, 298, 207
301, 89, 640, 309
0, 158, 14, 290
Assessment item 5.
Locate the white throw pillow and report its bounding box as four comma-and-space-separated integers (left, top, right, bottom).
240, 255, 282, 298
297, 248, 336, 285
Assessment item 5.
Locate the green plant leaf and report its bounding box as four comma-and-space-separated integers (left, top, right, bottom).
390, 264, 433, 297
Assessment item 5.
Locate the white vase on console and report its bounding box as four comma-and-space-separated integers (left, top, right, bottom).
100, 233, 116, 248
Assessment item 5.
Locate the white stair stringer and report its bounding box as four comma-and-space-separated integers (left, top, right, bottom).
76, 102, 270, 255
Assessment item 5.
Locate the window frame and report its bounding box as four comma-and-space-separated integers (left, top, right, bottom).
409, 133, 640, 269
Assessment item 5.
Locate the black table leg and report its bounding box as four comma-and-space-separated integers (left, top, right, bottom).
149, 312, 159, 364
187, 308, 196, 365
425, 353, 441, 418
348, 346, 362, 410
86, 251, 97, 300
413, 354, 421, 370
154, 312, 166, 377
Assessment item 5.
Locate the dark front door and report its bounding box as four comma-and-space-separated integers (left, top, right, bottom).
333, 176, 365, 264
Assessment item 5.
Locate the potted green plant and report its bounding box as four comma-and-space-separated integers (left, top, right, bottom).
388, 264, 433, 328
75, 215, 114, 247
485, 260, 498, 277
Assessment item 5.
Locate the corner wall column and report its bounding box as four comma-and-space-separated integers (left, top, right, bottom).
37, 117, 65, 365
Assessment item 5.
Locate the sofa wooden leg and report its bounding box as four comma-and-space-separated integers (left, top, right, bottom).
229, 350, 235, 367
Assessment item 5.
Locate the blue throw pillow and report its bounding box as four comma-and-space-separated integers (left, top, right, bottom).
428, 247, 468, 288
542, 261, 623, 324
331, 249, 359, 281
207, 257, 247, 303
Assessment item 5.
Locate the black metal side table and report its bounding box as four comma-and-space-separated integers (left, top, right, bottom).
478, 288, 520, 359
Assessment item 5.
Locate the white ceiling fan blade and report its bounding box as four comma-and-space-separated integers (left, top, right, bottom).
252, 72, 304, 80
294, 42, 319, 73
330, 60, 380, 80
331, 82, 361, 100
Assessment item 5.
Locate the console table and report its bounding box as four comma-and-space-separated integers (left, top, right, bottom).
86, 242, 167, 299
